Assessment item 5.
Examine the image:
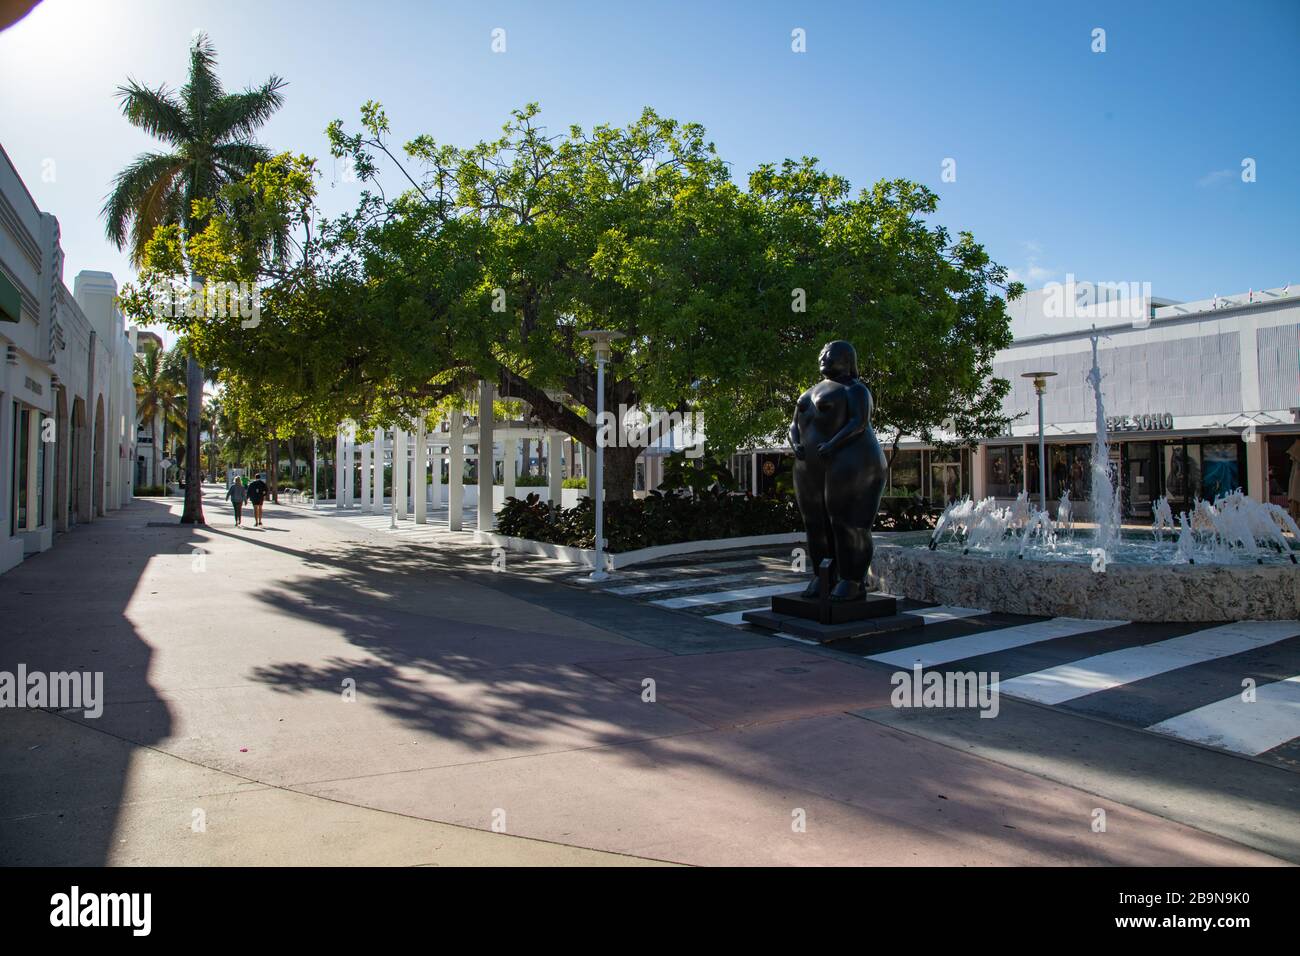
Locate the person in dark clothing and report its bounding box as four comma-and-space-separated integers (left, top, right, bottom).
246, 473, 270, 527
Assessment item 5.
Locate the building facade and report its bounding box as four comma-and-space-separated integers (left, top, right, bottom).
1, 144, 135, 575
974, 284, 1299, 519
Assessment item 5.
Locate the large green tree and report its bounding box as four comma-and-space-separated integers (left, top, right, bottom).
103, 32, 286, 522
127, 105, 1020, 502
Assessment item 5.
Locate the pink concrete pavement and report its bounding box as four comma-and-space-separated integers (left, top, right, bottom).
0, 489, 1287, 866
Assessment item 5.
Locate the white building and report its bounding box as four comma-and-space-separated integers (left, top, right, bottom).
0, 144, 135, 575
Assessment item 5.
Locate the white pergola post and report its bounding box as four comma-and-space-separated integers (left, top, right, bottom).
371, 427, 383, 512
413, 417, 427, 525
359, 433, 371, 511
503, 435, 516, 500
395, 427, 408, 518
477, 380, 494, 533
335, 426, 347, 510
448, 411, 464, 531
431, 443, 443, 510
548, 433, 563, 504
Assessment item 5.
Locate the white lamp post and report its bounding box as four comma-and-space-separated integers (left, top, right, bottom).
1021, 371, 1057, 510
311, 433, 318, 509
578, 330, 626, 582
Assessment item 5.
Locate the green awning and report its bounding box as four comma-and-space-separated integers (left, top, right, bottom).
0, 270, 20, 323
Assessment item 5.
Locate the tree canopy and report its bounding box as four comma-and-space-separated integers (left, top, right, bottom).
121, 103, 1021, 499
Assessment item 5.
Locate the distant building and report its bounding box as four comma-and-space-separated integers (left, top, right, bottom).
0, 144, 136, 574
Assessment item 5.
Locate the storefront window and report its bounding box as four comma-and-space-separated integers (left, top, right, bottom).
1048, 444, 1091, 501
985, 445, 1022, 497
929, 449, 962, 507
1267, 435, 1300, 518
1201, 442, 1239, 500
887, 450, 921, 497
1163, 441, 1202, 507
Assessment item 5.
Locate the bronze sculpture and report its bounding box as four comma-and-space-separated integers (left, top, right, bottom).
789, 340, 888, 602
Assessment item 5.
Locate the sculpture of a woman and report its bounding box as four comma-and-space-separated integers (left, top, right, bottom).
789, 340, 888, 601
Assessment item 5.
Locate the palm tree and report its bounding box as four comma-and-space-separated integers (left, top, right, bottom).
133, 342, 170, 489
103, 32, 286, 524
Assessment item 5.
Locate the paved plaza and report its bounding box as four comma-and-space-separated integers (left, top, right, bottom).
1, 487, 1296, 866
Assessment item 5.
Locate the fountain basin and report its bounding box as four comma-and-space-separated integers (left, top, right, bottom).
868, 543, 1300, 622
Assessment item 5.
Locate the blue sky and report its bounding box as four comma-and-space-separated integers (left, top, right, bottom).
2, 0, 1296, 329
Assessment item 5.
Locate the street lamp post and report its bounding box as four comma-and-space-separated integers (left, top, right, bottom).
1021, 371, 1057, 510
578, 330, 626, 582
311, 433, 318, 510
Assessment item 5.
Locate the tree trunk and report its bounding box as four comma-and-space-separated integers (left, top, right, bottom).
180, 355, 205, 523
602, 445, 641, 502
268, 440, 280, 503
180, 329, 205, 522
151, 419, 159, 491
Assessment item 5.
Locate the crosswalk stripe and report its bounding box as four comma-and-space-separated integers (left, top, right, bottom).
995, 621, 1300, 705
903, 605, 987, 624
600, 558, 783, 581
652, 582, 803, 609
1145, 675, 1300, 755
865, 617, 1127, 669
705, 606, 771, 626
608, 570, 795, 596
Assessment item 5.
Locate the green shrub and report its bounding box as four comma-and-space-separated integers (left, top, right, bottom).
134, 485, 167, 496
515, 473, 549, 486
562, 476, 587, 489
496, 490, 803, 552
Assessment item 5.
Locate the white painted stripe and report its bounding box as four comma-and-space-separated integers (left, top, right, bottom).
774, 632, 820, 646
609, 571, 794, 596
610, 558, 779, 580
705, 606, 770, 626
652, 583, 803, 609
903, 605, 988, 624
1146, 675, 1300, 755
996, 621, 1300, 705
866, 617, 1127, 669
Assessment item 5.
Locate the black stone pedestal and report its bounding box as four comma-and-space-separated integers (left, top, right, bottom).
742, 603, 923, 643
742, 559, 922, 644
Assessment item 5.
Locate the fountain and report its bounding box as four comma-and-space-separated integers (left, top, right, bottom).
876, 332, 1300, 621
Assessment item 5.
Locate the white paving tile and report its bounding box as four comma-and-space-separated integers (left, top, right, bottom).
995, 621, 1300, 705
1146, 675, 1300, 755
865, 617, 1127, 669
903, 605, 988, 624
652, 582, 803, 610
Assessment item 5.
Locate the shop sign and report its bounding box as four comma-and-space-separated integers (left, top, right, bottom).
1106, 412, 1173, 432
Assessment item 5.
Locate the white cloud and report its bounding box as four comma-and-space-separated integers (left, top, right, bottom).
1196, 169, 1234, 188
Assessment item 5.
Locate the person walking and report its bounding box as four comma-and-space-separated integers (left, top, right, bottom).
225, 475, 248, 526
246, 472, 270, 527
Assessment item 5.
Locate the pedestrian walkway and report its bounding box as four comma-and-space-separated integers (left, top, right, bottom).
32, 492, 1276, 866
562, 546, 1300, 767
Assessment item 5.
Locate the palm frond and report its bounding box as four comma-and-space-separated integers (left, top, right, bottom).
211, 78, 287, 143
102, 152, 186, 260
182, 32, 224, 132
114, 79, 191, 146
